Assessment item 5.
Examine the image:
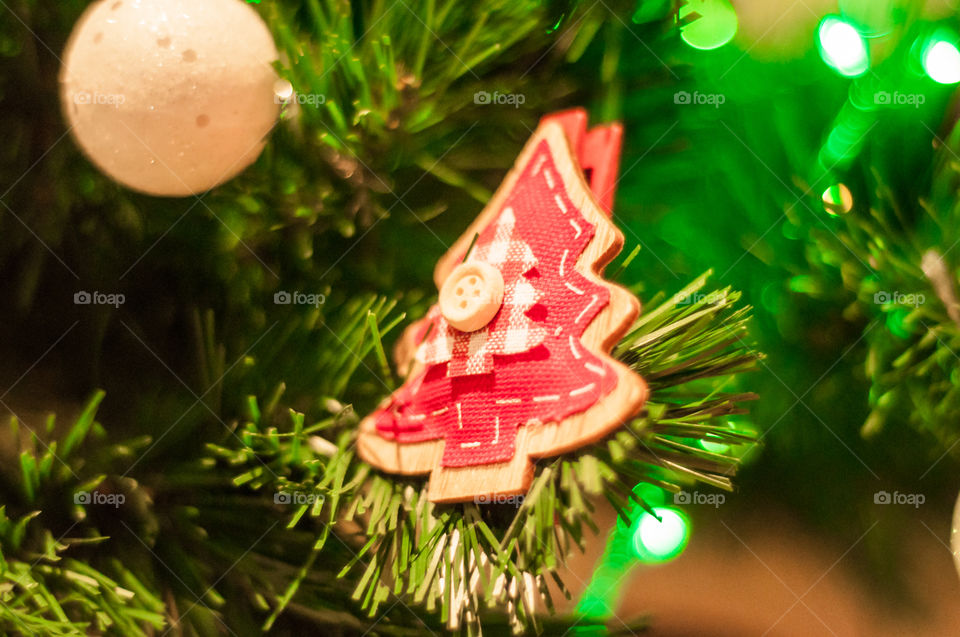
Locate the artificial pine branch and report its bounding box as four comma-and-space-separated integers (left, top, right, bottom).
790, 115, 960, 455
0, 393, 165, 635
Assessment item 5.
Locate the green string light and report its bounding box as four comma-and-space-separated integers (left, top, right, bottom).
817, 16, 869, 77
922, 34, 960, 84
679, 0, 738, 51
630, 507, 690, 563
577, 486, 691, 624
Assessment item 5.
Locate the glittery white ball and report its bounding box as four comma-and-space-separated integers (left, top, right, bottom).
59, 0, 279, 197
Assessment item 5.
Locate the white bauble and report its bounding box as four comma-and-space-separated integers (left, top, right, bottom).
59, 0, 279, 197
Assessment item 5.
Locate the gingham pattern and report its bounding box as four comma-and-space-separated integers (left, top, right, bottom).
416, 207, 547, 376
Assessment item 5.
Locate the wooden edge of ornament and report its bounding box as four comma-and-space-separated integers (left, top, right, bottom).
357, 121, 649, 503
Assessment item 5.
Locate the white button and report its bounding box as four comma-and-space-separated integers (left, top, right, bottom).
439, 262, 505, 332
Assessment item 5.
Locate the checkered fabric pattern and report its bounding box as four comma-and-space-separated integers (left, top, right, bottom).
416, 207, 547, 376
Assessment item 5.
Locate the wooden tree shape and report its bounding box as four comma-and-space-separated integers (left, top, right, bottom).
358, 117, 648, 503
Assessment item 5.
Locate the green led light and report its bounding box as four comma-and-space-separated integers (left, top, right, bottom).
679, 0, 738, 51
616, 483, 668, 533
700, 438, 729, 454
700, 420, 736, 454
632, 482, 667, 506
817, 16, 869, 77
631, 507, 689, 563
923, 37, 960, 84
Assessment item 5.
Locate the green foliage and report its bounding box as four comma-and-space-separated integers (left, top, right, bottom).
801, 140, 960, 452
0, 395, 165, 636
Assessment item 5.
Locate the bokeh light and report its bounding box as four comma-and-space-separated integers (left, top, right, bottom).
822, 183, 854, 215
700, 421, 734, 454
817, 16, 869, 77
923, 37, 960, 84
631, 508, 690, 563
679, 0, 738, 51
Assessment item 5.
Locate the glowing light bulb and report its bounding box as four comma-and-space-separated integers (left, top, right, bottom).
923, 39, 960, 85
817, 16, 869, 77
679, 0, 738, 51
630, 508, 689, 563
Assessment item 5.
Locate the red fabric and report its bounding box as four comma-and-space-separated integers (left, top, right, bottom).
373, 140, 618, 467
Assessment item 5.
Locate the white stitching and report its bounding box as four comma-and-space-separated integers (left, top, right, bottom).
532, 155, 546, 175
576, 295, 598, 323
569, 335, 582, 359
565, 281, 585, 295
585, 362, 605, 376
570, 219, 582, 238
570, 383, 596, 396
554, 194, 567, 214
533, 395, 560, 402
544, 168, 555, 189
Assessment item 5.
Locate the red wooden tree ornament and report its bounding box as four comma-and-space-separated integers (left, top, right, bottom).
358, 110, 648, 503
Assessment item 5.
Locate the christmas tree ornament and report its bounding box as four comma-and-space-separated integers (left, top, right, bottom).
359, 109, 649, 503
59, 0, 279, 197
